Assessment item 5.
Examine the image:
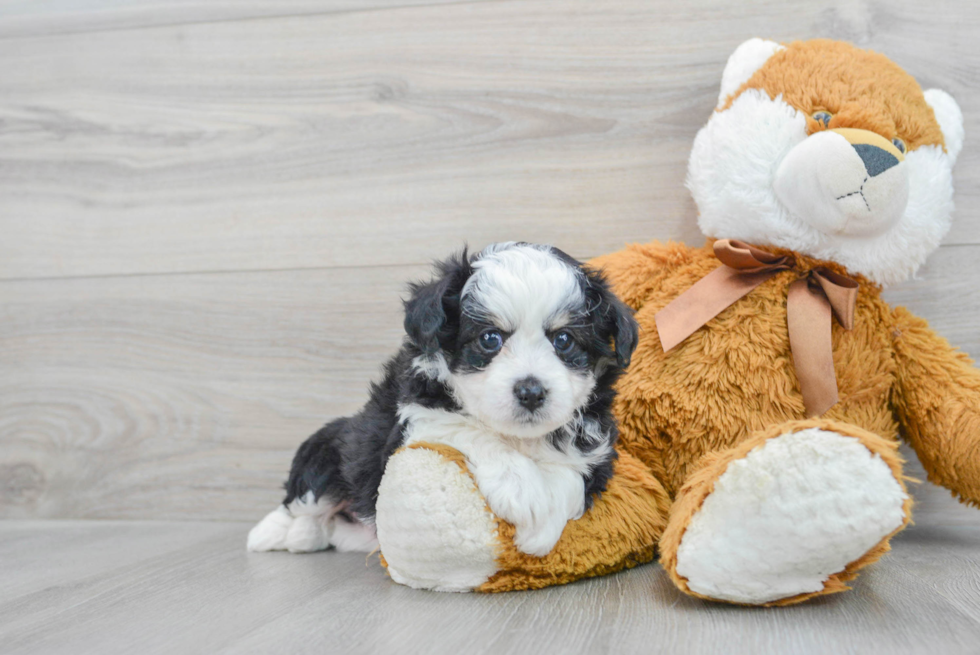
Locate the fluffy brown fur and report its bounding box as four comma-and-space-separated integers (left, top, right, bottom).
723, 38, 946, 152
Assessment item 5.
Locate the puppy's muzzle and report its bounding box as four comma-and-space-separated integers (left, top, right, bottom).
513, 377, 547, 411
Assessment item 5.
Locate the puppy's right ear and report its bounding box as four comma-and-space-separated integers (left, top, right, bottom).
404, 249, 472, 355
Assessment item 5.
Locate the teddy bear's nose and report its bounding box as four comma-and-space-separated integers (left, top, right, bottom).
852, 143, 900, 177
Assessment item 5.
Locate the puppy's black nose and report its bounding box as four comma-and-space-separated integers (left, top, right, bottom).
514, 377, 547, 411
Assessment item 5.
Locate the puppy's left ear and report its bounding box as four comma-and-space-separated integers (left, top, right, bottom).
584, 268, 639, 368
404, 249, 472, 355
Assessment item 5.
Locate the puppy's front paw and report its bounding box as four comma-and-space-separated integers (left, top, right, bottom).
513, 515, 568, 557
477, 458, 550, 531
476, 457, 579, 557
512, 466, 587, 556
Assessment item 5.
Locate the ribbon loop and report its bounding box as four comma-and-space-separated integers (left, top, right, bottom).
654, 241, 859, 417
713, 239, 794, 273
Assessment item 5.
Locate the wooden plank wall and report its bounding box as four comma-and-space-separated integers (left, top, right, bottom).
1, 0, 978, 520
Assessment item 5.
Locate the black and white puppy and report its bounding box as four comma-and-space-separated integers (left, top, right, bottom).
247, 242, 638, 557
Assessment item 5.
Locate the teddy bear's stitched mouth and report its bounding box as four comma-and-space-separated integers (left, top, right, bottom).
835, 176, 871, 212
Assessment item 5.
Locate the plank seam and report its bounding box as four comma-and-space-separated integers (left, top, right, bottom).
0, 0, 503, 41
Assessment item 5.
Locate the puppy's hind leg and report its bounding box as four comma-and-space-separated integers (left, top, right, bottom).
330, 511, 380, 553
247, 505, 294, 552
247, 419, 350, 553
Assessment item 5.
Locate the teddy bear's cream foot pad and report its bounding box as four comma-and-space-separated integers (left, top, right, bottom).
674, 428, 908, 605
376, 445, 499, 592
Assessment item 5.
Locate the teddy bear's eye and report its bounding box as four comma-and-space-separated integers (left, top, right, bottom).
892, 137, 907, 154
812, 111, 833, 127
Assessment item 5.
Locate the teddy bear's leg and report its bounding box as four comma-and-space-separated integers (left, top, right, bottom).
659, 419, 912, 606
375, 443, 671, 592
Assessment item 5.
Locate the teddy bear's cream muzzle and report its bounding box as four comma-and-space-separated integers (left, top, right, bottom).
773, 127, 909, 238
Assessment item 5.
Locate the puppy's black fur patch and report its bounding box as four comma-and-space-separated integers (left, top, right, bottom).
281, 244, 637, 520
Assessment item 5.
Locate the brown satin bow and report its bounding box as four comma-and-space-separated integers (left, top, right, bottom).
654, 239, 858, 417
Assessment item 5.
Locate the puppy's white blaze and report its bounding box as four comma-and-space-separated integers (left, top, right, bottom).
689, 88, 956, 287
463, 243, 585, 332
398, 403, 603, 556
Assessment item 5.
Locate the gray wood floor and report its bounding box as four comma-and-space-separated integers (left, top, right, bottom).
2, 450, 980, 655
3, 0, 980, 652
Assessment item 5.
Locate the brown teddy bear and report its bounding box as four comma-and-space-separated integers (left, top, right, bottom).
373, 38, 976, 605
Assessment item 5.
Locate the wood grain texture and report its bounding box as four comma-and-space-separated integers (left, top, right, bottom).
1, 0, 979, 280
0, 518, 979, 655
0, 265, 421, 519
0, 0, 491, 38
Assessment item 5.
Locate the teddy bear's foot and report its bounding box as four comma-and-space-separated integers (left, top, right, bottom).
660, 419, 911, 606
376, 442, 671, 592
376, 444, 501, 591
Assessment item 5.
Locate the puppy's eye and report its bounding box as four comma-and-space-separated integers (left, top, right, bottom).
812, 111, 833, 127
478, 330, 503, 353
892, 137, 907, 154
552, 331, 574, 354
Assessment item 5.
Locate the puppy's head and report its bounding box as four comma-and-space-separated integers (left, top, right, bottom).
405, 243, 637, 439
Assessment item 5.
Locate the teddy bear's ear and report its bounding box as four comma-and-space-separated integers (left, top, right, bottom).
924, 89, 965, 166
717, 38, 784, 109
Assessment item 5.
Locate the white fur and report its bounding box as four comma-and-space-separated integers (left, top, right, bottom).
410, 351, 452, 383
463, 243, 584, 333
376, 446, 499, 591
247, 491, 377, 553
717, 38, 784, 108
331, 517, 381, 552
924, 88, 965, 164
674, 428, 908, 604
688, 88, 957, 286
246, 505, 293, 552
398, 403, 610, 556
773, 130, 908, 237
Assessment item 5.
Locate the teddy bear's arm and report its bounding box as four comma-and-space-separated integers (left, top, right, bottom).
891, 306, 980, 508
587, 241, 695, 312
